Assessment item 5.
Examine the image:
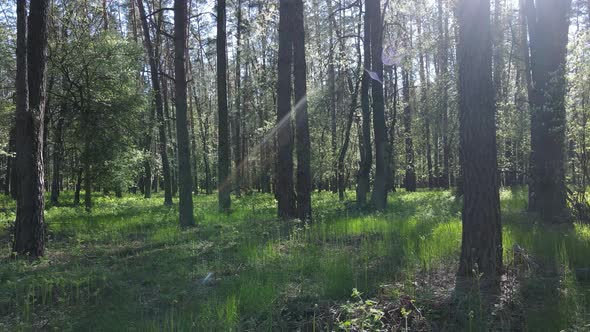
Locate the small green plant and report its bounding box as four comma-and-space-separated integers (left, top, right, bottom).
337, 288, 385, 331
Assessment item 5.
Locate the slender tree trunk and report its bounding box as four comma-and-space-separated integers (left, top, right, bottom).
418, 25, 433, 188
437, 0, 450, 189
217, 0, 232, 213
137, 0, 173, 206
13, 0, 49, 257
368, 0, 388, 210
385, 66, 398, 192
357, 1, 372, 207
5, 128, 15, 197
327, 0, 338, 194
234, 0, 243, 197
74, 167, 82, 206
457, 0, 503, 278
293, 0, 312, 221
175, 0, 196, 226
276, 0, 296, 219
402, 70, 416, 192
50, 116, 64, 205
338, 20, 362, 201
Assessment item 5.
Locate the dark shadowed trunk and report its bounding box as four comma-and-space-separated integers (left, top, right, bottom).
276, 0, 296, 219
402, 70, 416, 192
175, 0, 196, 226
13, 0, 49, 257
217, 0, 231, 213
526, 0, 572, 222
368, 0, 388, 210
293, 0, 312, 221
234, 0, 243, 197
50, 115, 64, 205
457, 0, 503, 278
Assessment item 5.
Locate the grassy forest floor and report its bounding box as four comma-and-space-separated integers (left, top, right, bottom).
1, 189, 590, 331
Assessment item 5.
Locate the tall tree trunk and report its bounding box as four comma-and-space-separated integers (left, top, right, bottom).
357, 1, 372, 207
50, 116, 64, 205
276, 0, 296, 219
418, 23, 433, 188
386, 66, 398, 192
437, 0, 450, 189
293, 0, 312, 221
217, 0, 232, 213
457, 0, 503, 279
402, 70, 416, 192
338, 17, 362, 201
327, 0, 338, 194
234, 0, 243, 197
137, 0, 173, 206
368, 0, 388, 210
526, 0, 572, 222
74, 167, 82, 206
6, 128, 15, 197
175, 0, 196, 226
13, 0, 49, 257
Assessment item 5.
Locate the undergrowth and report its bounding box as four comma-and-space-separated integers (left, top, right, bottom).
0, 188, 588, 330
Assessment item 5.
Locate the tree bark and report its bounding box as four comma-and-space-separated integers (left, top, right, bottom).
50, 115, 64, 205
457, 0, 503, 278
217, 0, 232, 213
293, 0, 312, 221
402, 70, 416, 192
357, 0, 372, 207
276, 0, 296, 219
13, 0, 49, 258
175, 0, 196, 226
338, 16, 362, 201
437, 0, 450, 189
368, 0, 388, 210
526, 0, 572, 222
234, 0, 243, 197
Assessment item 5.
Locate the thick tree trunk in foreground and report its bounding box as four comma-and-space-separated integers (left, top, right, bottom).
276, 0, 296, 219
457, 0, 503, 278
293, 0, 312, 221
526, 0, 572, 222
137, 0, 172, 206
13, 0, 49, 257
357, 1, 372, 207
217, 0, 231, 213
174, 0, 195, 226
368, 0, 388, 210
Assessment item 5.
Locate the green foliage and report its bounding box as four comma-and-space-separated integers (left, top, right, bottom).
1, 189, 590, 330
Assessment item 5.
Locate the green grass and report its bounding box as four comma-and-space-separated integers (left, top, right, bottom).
0, 188, 589, 330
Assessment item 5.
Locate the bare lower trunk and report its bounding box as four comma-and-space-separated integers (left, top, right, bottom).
13, 0, 49, 257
